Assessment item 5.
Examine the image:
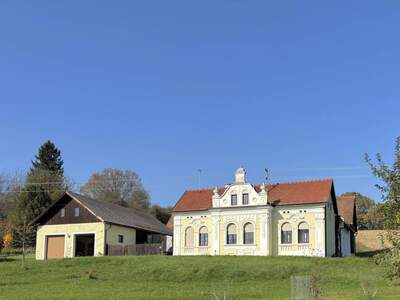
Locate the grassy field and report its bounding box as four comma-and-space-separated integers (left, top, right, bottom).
1, 255, 399, 299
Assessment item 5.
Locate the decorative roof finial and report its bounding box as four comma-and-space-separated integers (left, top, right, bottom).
235, 167, 246, 183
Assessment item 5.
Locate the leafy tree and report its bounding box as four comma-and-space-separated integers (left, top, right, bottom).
80, 168, 150, 210
0, 174, 24, 220
366, 136, 400, 281
148, 205, 172, 224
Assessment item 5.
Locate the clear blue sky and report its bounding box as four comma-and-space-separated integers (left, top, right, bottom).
1, 1, 399, 206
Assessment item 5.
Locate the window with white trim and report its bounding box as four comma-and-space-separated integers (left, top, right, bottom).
231, 194, 237, 206
60, 208, 65, 218
226, 223, 237, 244
242, 193, 249, 205
74, 207, 80, 217
243, 222, 254, 244
199, 226, 208, 246
298, 222, 309, 243
281, 222, 292, 244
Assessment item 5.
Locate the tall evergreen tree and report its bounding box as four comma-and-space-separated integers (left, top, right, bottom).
29, 140, 64, 178
11, 141, 66, 228
27, 140, 66, 199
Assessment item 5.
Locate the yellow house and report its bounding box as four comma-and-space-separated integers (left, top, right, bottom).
34, 191, 171, 259
172, 168, 340, 257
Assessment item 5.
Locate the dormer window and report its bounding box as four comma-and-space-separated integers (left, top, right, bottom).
60, 208, 65, 218
242, 193, 249, 205
74, 207, 80, 217
231, 194, 237, 206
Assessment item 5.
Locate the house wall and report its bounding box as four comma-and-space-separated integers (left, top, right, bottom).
36, 222, 105, 260
272, 204, 326, 257
173, 204, 331, 257
106, 224, 136, 246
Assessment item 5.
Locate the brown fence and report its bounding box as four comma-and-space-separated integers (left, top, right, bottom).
107, 243, 163, 256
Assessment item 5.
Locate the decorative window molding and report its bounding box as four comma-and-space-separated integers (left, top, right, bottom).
199, 226, 208, 246
281, 222, 292, 244
226, 223, 237, 244
298, 222, 309, 244
243, 222, 254, 244
185, 227, 194, 248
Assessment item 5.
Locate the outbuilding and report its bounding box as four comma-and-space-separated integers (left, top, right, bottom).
34, 191, 171, 259
337, 195, 357, 256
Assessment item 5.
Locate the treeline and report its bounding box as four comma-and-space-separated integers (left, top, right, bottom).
0, 140, 171, 251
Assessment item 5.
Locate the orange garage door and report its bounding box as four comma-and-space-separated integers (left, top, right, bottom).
46, 235, 65, 259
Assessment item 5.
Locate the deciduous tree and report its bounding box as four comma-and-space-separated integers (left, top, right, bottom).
366, 136, 400, 281
80, 168, 150, 210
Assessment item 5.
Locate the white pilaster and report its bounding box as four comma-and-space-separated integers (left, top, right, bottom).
211, 212, 220, 255
315, 212, 325, 257
173, 216, 181, 256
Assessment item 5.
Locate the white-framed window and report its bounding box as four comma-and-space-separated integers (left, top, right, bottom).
199, 226, 208, 246
118, 234, 124, 244
226, 223, 237, 244
298, 222, 309, 244
74, 207, 80, 217
185, 227, 194, 248
243, 222, 254, 244
60, 208, 65, 218
242, 193, 249, 205
231, 194, 237, 206
281, 222, 292, 244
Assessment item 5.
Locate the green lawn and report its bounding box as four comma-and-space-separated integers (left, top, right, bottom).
0, 255, 399, 299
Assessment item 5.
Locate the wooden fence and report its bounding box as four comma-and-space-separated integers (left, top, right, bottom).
107, 243, 163, 256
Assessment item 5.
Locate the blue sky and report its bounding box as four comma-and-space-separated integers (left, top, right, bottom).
1, 1, 399, 206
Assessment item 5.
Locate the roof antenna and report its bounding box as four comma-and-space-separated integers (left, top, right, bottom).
197, 169, 202, 189
264, 168, 270, 204
264, 168, 270, 183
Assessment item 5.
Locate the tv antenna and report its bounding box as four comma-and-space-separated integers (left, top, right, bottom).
264, 168, 270, 183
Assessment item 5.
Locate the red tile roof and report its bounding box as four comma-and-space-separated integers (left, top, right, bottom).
173, 179, 333, 212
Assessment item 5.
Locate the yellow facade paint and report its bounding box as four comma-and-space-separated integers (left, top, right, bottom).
36, 222, 105, 260
106, 224, 136, 246
173, 169, 337, 257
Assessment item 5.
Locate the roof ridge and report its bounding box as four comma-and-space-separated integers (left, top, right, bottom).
185, 178, 333, 192
266, 178, 333, 186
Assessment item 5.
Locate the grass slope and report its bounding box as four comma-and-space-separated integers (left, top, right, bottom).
0, 255, 399, 299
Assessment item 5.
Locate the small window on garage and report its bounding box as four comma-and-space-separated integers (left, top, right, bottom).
118, 235, 124, 243
60, 208, 65, 218
74, 207, 80, 217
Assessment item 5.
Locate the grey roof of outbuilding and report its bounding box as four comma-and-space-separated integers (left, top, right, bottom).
67, 191, 172, 235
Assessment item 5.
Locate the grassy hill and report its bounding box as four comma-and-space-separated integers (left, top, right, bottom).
0, 255, 399, 299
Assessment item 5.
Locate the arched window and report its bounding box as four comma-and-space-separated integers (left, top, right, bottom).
226, 224, 237, 244
243, 223, 254, 244
298, 222, 309, 244
185, 227, 194, 248
281, 223, 292, 244
199, 226, 208, 246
